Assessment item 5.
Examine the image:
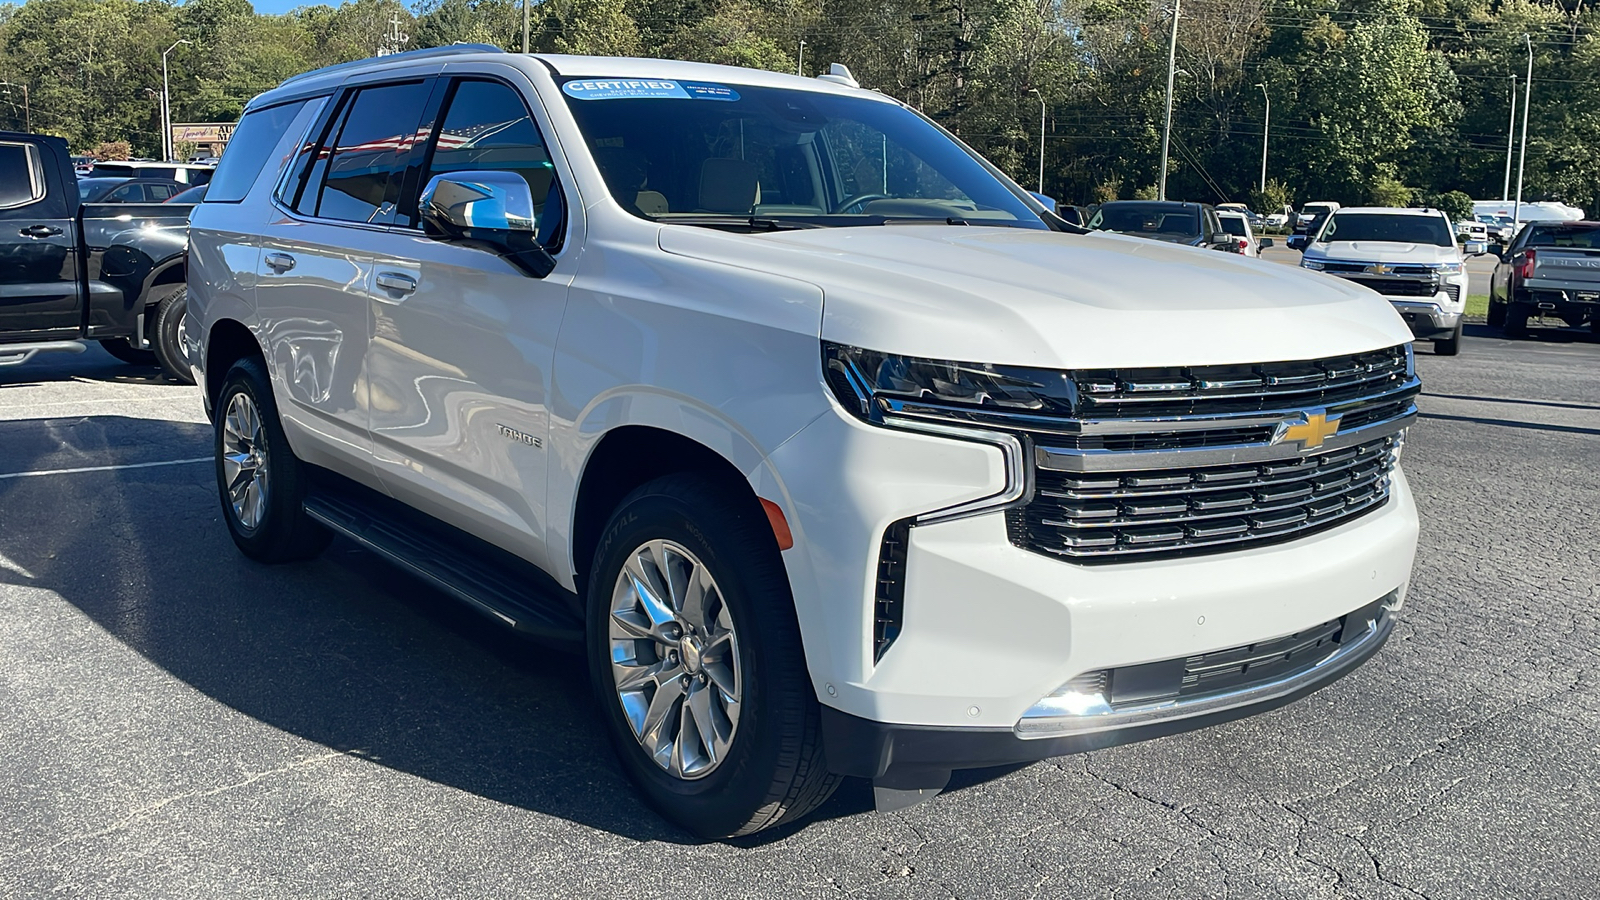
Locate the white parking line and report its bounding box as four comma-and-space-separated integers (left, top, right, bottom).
0, 457, 212, 480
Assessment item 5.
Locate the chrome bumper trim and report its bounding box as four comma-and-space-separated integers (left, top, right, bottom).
1015, 604, 1394, 739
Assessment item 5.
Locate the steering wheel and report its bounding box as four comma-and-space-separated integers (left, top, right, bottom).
831, 194, 893, 215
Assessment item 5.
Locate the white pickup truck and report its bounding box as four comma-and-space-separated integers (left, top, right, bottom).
188, 47, 1420, 837
1293, 206, 1479, 356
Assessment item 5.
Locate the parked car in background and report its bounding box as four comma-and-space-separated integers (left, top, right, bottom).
164, 183, 208, 204
1475, 214, 1516, 245
1489, 220, 1600, 337
0, 131, 195, 380
1264, 210, 1290, 228
77, 177, 186, 203
1293, 201, 1340, 237
70, 154, 94, 176
88, 160, 214, 185
1216, 202, 1264, 230
1217, 209, 1273, 257
1456, 220, 1489, 245
1088, 200, 1238, 251
1293, 206, 1477, 355
188, 47, 1418, 838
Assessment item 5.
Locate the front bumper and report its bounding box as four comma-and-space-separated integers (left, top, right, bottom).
1390, 300, 1463, 339
825, 598, 1394, 785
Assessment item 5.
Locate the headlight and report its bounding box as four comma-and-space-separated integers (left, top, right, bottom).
1301, 259, 1325, 271
1434, 262, 1463, 275
823, 342, 1074, 424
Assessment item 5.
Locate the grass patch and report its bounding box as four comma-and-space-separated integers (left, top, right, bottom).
1465, 294, 1489, 319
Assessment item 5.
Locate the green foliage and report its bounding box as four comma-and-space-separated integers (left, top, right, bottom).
1422, 189, 1474, 221
0, 0, 1592, 216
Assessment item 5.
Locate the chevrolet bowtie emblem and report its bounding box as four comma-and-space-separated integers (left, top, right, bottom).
1274, 410, 1342, 451
1364, 262, 1393, 276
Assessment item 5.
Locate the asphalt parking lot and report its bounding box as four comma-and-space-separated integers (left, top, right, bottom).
2, 329, 1597, 899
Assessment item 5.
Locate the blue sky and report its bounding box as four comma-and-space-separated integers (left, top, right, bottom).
252, 0, 356, 15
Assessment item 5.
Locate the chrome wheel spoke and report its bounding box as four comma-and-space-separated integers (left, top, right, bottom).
220, 392, 270, 531
608, 537, 742, 780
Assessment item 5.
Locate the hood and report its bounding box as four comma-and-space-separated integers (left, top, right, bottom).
1307, 241, 1461, 264
657, 225, 1412, 370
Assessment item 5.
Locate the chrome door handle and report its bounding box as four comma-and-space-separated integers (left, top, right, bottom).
19, 225, 63, 238
375, 272, 417, 296
264, 252, 296, 273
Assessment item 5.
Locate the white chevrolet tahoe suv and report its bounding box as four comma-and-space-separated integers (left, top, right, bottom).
1293, 206, 1479, 356
188, 46, 1421, 837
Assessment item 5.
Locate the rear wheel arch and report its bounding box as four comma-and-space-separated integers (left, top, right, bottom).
570, 426, 775, 594
205, 318, 265, 411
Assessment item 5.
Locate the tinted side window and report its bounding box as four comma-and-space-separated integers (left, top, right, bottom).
147, 183, 179, 201
106, 183, 142, 203
208, 100, 308, 203
312, 82, 430, 224
0, 142, 42, 209
420, 79, 560, 242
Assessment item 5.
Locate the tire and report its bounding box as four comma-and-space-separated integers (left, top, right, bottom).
151, 285, 196, 384
586, 473, 839, 838
1590, 316, 1600, 336
98, 337, 157, 367
1487, 299, 1507, 328
214, 356, 332, 563
1504, 303, 1530, 338
1434, 321, 1462, 356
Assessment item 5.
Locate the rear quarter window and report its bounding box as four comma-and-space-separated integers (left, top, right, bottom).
206, 100, 310, 204
0, 142, 44, 209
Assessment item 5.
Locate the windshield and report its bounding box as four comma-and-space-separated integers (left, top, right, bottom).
78, 178, 123, 200
1088, 203, 1201, 238
1526, 224, 1600, 250
1218, 216, 1247, 237
1317, 213, 1454, 247
557, 78, 1045, 229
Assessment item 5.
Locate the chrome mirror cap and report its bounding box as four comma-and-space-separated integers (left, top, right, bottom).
420, 170, 538, 239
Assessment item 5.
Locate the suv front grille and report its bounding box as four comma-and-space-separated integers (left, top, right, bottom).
1007, 434, 1400, 561
1071, 345, 1411, 419
1346, 278, 1438, 297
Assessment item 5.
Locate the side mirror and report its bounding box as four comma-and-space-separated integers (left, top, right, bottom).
1209, 232, 1231, 246
1259, 238, 1275, 250
420, 170, 555, 278
1465, 241, 1488, 256
1286, 235, 1307, 251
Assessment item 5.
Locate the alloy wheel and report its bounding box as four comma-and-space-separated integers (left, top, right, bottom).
221, 391, 270, 531
608, 539, 742, 780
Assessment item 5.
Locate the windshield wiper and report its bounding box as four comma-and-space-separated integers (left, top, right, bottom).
881, 216, 972, 226
657, 215, 823, 232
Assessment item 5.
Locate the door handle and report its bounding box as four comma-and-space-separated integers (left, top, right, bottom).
19, 225, 63, 238
374, 272, 418, 296
264, 252, 297, 273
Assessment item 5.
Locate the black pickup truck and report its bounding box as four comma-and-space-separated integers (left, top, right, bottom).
1, 131, 194, 382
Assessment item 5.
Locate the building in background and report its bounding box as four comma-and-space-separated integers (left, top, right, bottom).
171, 122, 234, 160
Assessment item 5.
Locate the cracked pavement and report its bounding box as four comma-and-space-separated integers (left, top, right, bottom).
2, 330, 1597, 899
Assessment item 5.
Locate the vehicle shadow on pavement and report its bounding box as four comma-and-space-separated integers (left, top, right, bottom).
1462, 322, 1600, 345
0, 414, 960, 844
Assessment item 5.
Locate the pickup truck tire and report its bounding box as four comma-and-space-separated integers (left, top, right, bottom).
1486, 299, 1507, 328
586, 473, 838, 838
98, 338, 157, 367
1433, 321, 1463, 356
1504, 304, 1530, 338
214, 357, 332, 563
151, 286, 196, 385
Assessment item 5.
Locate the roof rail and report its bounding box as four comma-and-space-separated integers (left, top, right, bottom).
279, 43, 505, 88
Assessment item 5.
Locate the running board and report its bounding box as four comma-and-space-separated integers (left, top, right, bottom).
303, 482, 584, 649
0, 340, 86, 367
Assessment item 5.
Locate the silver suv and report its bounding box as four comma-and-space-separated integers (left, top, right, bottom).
188, 46, 1419, 837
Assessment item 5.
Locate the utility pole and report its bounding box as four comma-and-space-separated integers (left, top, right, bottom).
1502, 74, 1516, 201
162, 39, 191, 162
1028, 88, 1045, 194
0, 81, 28, 132
1256, 82, 1269, 195
1513, 34, 1532, 228
797, 40, 805, 76
522, 0, 529, 54
1157, 0, 1180, 201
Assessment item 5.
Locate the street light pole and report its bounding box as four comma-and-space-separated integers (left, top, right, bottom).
1028, 88, 1045, 193
1502, 74, 1516, 201
1256, 82, 1269, 195
797, 40, 805, 76
1513, 34, 1532, 228
162, 39, 191, 162
521, 0, 529, 53
1157, 0, 1181, 201
0, 81, 28, 132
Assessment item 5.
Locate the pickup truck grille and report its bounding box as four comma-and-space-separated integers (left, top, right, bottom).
1070, 344, 1411, 419
1345, 278, 1438, 297
1007, 433, 1400, 561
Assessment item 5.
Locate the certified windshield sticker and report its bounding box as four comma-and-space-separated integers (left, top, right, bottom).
562, 80, 741, 102
564, 80, 690, 100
